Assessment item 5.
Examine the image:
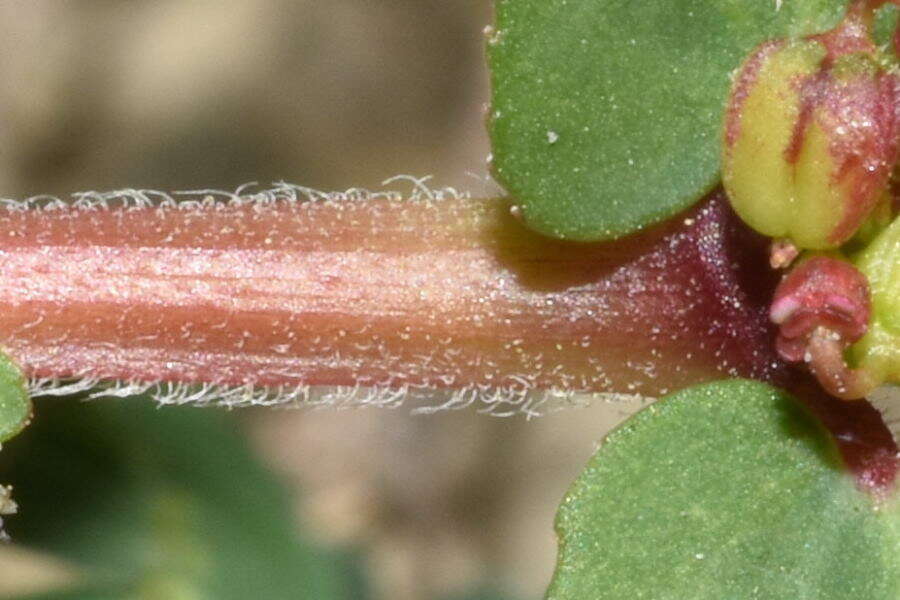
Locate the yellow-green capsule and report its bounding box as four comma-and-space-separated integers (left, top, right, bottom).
722, 36, 898, 250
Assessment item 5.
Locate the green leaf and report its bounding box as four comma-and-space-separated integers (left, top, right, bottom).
1, 399, 369, 600
0, 352, 30, 443
546, 380, 900, 599
488, 0, 851, 241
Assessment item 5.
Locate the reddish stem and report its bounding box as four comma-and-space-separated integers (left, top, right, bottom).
0, 187, 894, 490
0, 190, 777, 398
782, 370, 898, 496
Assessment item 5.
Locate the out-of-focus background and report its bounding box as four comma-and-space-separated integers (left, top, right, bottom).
0, 2, 639, 599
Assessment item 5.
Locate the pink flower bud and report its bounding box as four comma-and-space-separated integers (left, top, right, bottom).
771, 255, 876, 399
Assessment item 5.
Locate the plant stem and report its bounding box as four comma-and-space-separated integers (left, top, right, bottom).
0, 188, 776, 401
0, 185, 894, 488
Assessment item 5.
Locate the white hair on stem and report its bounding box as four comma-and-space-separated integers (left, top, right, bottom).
26, 375, 645, 419
12, 176, 649, 418
0, 175, 470, 213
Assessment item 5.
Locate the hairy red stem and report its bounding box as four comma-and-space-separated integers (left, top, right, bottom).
0, 189, 775, 397
0, 187, 894, 489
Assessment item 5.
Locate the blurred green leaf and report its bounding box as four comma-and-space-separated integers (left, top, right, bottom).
12, 586, 127, 600
2, 399, 369, 600
488, 0, 853, 240
0, 353, 30, 443
546, 380, 900, 599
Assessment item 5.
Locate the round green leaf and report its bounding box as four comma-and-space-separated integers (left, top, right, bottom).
547, 380, 900, 599
0, 352, 30, 443
488, 0, 849, 241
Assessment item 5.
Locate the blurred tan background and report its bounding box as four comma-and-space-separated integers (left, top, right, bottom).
0, 2, 639, 599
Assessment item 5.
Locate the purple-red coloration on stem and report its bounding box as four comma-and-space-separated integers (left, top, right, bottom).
787, 374, 897, 496
0, 191, 776, 396
0, 189, 893, 491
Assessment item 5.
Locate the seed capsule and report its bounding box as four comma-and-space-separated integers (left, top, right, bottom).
723, 19, 899, 250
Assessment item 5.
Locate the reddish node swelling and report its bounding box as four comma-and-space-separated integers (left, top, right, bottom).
770, 255, 875, 399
